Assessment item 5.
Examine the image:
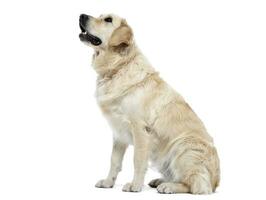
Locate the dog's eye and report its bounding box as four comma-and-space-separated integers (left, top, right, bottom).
104, 17, 112, 23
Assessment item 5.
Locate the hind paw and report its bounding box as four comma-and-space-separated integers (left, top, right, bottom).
157, 183, 177, 194
148, 178, 164, 188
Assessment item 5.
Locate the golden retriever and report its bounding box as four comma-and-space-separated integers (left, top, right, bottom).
79, 13, 220, 194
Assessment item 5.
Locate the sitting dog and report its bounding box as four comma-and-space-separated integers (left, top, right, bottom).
79, 13, 220, 194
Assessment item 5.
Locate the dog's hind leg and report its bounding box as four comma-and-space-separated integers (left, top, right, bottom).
188, 173, 212, 194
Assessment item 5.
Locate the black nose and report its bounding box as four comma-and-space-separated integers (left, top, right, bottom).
80, 14, 89, 24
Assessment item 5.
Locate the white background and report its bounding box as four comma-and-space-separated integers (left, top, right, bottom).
1, 0, 266, 199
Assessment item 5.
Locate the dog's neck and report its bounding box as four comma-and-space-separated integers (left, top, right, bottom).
92, 43, 138, 79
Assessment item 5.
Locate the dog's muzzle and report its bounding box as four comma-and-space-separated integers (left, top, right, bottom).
79, 14, 102, 46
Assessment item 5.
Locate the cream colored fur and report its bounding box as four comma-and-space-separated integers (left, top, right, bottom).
80, 14, 220, 194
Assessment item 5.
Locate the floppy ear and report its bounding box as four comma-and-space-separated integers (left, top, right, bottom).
109, 20, 133, 52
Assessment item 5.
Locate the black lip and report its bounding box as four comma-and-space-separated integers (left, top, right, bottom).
79, 14, 89, 31
79, 23, 86, 33
79, 32, 102, 46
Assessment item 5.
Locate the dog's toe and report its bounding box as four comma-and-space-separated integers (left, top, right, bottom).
95, 179, 114, 188
122, 182, 142, 192
157, 183, 176, 194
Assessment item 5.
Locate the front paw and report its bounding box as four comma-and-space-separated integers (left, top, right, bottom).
122, 182, 142, 192
95, 179, 114, 188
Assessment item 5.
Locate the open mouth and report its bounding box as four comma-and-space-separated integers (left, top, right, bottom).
79, 23, 102, 46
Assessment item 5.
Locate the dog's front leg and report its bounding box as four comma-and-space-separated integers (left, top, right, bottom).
122, 122, 150, 192
95, 140, 128, 188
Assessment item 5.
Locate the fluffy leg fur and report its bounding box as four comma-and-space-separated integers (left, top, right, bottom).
188, 174, 213, 194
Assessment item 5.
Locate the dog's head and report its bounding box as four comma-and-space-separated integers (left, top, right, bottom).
79, 14, 133, 52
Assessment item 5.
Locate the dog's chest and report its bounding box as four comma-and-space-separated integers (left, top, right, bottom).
101, 102, 133, 144
96, 82, 146, 144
